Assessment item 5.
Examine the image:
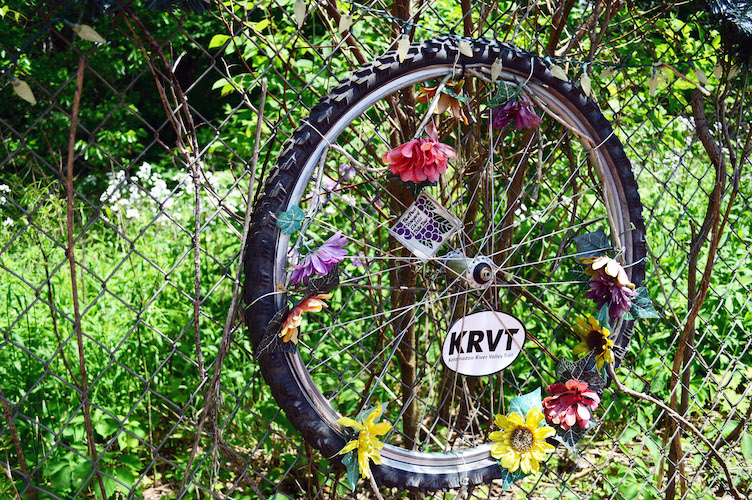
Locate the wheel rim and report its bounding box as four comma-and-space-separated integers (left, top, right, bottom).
267, 56, 641, 472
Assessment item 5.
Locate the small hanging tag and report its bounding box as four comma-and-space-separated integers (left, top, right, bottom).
389, 192, 461, 260
73, 24, 106, 43
11, 77, 37, 105
580, 73, 592, 97
338, 13, 353, 33
648, 63, 662, 96
713, 63, 723, 79
550, 63, 568, 81
397, 34, 410, 63
294, 0, 306, 28
491, 57, 503, 82
459, 39, 473, 57
648, 72, 659, 97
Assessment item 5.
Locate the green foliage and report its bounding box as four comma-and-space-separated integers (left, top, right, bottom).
0, 0, 750, 498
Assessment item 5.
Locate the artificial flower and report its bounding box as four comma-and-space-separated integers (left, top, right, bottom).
289, 232, 348, 286
382, 123, 456, 183
573, 316, 615, 370
279, 293, 333, 343
338, 403, 392, 479
490, 96, 543, 131
579, 256, 634, 288
579, 256, 637, 318
543, 379, 600, 430
489, 407, 555, 475
416, 81, 470, 124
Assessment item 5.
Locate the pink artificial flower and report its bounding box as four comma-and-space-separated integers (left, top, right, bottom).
542, 379, 600, 430
491, 96, 543, 131
290, 232, 348, 286
382, 123, 456, 183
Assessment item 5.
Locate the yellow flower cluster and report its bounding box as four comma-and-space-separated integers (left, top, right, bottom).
338, 404, 392, 479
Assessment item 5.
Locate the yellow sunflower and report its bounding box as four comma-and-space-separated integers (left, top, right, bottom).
573, 316, 615, 369
338, 403, 392, 479
490, 407, 555, 475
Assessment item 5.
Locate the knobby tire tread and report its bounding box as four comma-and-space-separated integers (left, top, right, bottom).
243, 37, 646, 492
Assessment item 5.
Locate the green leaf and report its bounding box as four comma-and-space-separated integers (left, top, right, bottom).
355, 402, 388, 424
629, 287, 659, 319
208, 34, 231, 49
568, 266, 591, 287
275, 205, 305, 234
254, 19, 270, 31
119, 454, 142, 470
741, 431, 752, 460
486, 82, 521, 108
500, 466, 528, 491
553, 425, 587, 456
441, 86, 471, 103
596, 304, 610, 329
341, 450, 359, 491
573, 229, 611, 259
509, 387, 541, 417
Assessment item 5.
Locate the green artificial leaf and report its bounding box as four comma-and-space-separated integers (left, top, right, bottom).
355, 402, 388, 424
441, 86, 471, 103
573, 229, 611, 259
306, 266, 340, 296
629, 287, 659, 319
275, 205, 305, 234
556, 351, 605, 394
741, 431, 752, 460
486, 82, 521, 108
341, 449, 359, 491
553, 425, 587, 457
500, 466, 528, 491
596, 304, 610, 329
568, 266, 591, 287
509, 387, 542, 417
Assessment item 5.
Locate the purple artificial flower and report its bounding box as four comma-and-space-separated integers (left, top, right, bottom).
289, 232, 348, 286
585, 269, 638, 318
491, 96, 543, 131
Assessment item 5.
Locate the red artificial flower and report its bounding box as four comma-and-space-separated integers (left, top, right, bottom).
542, 379, 600, 430
382, 123, 456, 183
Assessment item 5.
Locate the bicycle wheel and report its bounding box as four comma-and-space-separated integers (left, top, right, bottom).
243, 37, 646, 492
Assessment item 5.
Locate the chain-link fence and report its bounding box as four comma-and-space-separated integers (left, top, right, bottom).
1, 0, 750, 498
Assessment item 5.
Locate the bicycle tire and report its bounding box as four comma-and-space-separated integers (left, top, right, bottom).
243, 37, 646, 492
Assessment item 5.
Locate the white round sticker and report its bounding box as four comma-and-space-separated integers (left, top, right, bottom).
441, 311, 526, 376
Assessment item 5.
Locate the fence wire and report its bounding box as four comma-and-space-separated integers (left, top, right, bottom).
0, 0, 750, 498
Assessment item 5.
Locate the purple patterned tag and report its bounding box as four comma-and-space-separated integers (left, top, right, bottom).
389, 192, 461, 260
